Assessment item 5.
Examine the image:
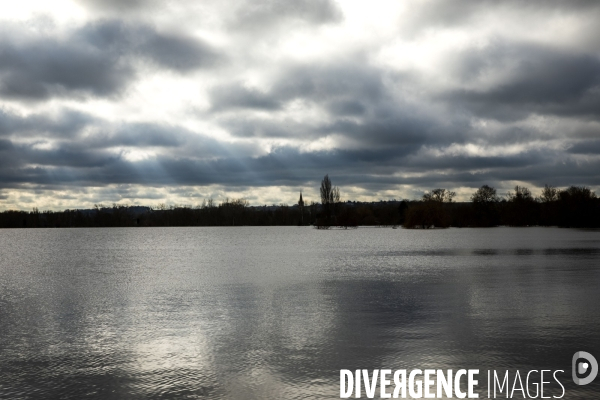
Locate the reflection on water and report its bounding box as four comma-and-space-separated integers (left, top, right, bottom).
0, 227, 599, 399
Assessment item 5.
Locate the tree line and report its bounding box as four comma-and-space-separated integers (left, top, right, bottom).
402, 184, 600, 229
315, 176, 600, 229
0, 197, 402, 229
0, 178, 599, 229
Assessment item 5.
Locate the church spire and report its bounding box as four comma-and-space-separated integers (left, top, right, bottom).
298, 192, 304, 225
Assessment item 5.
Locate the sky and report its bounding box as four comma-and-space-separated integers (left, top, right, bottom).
1, 0, 600, 210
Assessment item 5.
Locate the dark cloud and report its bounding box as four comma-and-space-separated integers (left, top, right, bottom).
76, 0, 161, 12
477, 127, 543, 146
210, 62, 391, 121
140, 33, 221, 72
403, 150, 549, 172
0, 138, 18, 169
218, 109, 451, 148
80, 20, 224, 71
273, 63, 387, 104
402, 0, 600, 35
221, 118, 310, 139
0, 20, 222, 100
568, 140, 600, 154
326, 100, 366, 116
0, 109, 198, 150
231, 0, 342, 30
445, 42, 600, 121
210, 85, 281, 111
0, 109, 263, 189
21, 145, 120, 169
0, 136, 591, 193
210, 62, 429, 146
0, 109, 95, 139
320, 110, 470, 149
0, 39, 133, 100
76, 0, 342, 31
106, 124, 185, 148
213, 60, 470, 152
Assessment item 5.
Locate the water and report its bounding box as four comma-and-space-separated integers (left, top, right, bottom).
1, 227, 599, 399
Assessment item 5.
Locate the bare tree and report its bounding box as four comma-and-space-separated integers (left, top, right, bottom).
506, 185, 537, 226
539, 184, 559, 203
507, 185, 533, 202
471, 185, 499, 203
320, 174, 341, 208
404, 188, 456, 229
422, 188, 456, 203
332, 186, 341, 204
318, 174, 341, 227
470, 185, 500, 227
320, 174, 333, 206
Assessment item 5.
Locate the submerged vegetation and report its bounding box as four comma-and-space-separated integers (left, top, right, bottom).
1, 181, 599, 229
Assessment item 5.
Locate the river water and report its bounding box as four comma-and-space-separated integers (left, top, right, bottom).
1, 227, 599, 399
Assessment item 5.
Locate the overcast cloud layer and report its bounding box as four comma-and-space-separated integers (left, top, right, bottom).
1, 0, 600, 210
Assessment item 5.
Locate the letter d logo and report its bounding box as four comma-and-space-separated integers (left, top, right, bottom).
572, 351, 598, 385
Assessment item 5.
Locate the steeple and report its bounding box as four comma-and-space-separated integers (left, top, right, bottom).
298, 192, 305, 225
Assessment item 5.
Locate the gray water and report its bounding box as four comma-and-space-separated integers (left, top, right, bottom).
1, 227, 599, 399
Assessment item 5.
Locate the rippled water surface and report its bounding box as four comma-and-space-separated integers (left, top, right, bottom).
1, 227, 600, 399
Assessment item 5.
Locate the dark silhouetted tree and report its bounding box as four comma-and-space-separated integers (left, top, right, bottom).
540, 184, 559, 203
422, 188, 456, 203
404, 188, 455, 228
556, 186, 599, 227
317, 174, 341, 228
505, 185, 539, 226
470, 185, 499, 226
539, 184, 560, 225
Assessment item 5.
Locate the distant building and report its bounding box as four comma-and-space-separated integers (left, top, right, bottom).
298, 192, 304, 225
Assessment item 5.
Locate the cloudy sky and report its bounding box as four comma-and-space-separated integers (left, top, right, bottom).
1, 0, 600, 210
